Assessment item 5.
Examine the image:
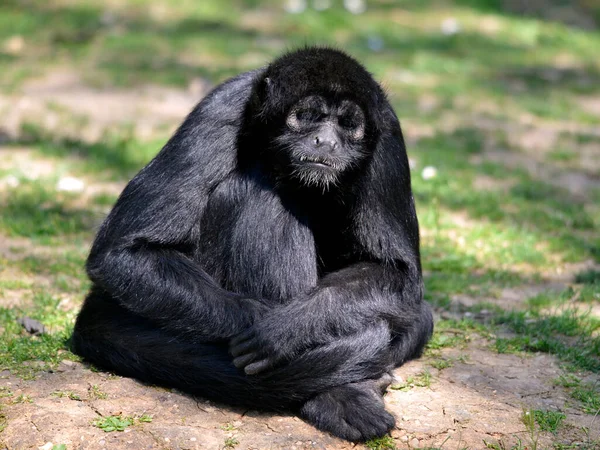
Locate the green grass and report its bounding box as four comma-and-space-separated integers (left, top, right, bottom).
365, 435, 397, 450
493, 297, 600, 373
0, 292, 79, 379
138, 413, 153, 423
0, 181, 96, 239
425, 317, 492, 357
52, 391, 82, 401
17, 122, 163, 179
429, 357, 453, 370
88, 384, 108, 400
91, 413, 152, 432
93, 415, 133, 432
532, 409, 565, 434
576, 270, 600, 286
390, 370, 433, 391
221, 422, 237, 431
555, 375, 600, 415
224, 437, 240, 448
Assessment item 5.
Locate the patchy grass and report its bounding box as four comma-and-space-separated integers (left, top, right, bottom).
52, 390, 82, 401
92, 415, 133, 432
91, 413, 152, 432
429, 357, 453, 370
224, 436, 240, 448
426, 316, 492, 357
390, 370, 433, 391
137, 413, 153, 423
520, 409, 540, 450
0, 181, 97, 239
493, 294, 600, 373
221, 422, 237, 432
555, 374, 600, 415
533, 409, 566, 434
0, 291, 79, 379
365, 435, 397, 450
88, 384, 108, 400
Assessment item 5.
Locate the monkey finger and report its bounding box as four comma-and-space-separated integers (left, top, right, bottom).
244, 358, 272, 375
230, 329, 254, 346
233, 353, 257, 369
229, 338, 258, 357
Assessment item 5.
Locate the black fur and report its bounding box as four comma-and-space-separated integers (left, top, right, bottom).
72, 47, 433, 442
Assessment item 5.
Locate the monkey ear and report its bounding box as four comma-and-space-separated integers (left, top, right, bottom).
262, 77, 273, 93
257, 76, 274, 100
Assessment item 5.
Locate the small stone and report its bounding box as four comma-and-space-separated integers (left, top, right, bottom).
452, 408, 472, 423
2, 175, 19, 188
421, 166, 438, 180
57, 176, 85, 192
17, 316, 46, 335
284, 0, 307, 13
441, 18, 461, 35
410, 438, 420, 447
391, 428, 405, 438
4, 35, 25, 55
38, 443, 53, 450
344, 0, 366, 14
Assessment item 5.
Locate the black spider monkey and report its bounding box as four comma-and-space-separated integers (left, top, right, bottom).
72, 47, 433, 442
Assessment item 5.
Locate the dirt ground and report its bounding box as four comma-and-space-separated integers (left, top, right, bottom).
2, 331, 599, 449
1, 73, 599, 450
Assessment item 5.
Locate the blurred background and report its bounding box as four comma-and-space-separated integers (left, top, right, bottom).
0, 0, 599, 448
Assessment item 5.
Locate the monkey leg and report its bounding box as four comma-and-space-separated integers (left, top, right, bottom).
72, 294, 394, 413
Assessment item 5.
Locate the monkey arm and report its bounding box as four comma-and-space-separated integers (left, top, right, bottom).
87, 244, 266, 340
230, 262, 432, 374
85, 70, 267, 340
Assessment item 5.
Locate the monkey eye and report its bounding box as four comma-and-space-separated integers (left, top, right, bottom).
296, 109, 324, 123
338, 114, 360, 130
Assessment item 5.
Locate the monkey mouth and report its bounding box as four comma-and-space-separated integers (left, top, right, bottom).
297, 155, 333, 167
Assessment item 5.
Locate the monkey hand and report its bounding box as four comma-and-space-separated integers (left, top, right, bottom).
229, 313, 306, 375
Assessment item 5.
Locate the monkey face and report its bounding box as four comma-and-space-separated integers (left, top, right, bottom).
275, 95, 368, 189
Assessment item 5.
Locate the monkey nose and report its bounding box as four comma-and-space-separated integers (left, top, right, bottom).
313, 135, 338, 151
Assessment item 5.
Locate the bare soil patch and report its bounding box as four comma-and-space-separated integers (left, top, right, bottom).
0, 69, 210, 143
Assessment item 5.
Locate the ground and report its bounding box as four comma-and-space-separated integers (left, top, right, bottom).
0, 1, 599, 449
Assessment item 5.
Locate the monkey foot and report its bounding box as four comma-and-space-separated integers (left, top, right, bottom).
300, 381, 395, 442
